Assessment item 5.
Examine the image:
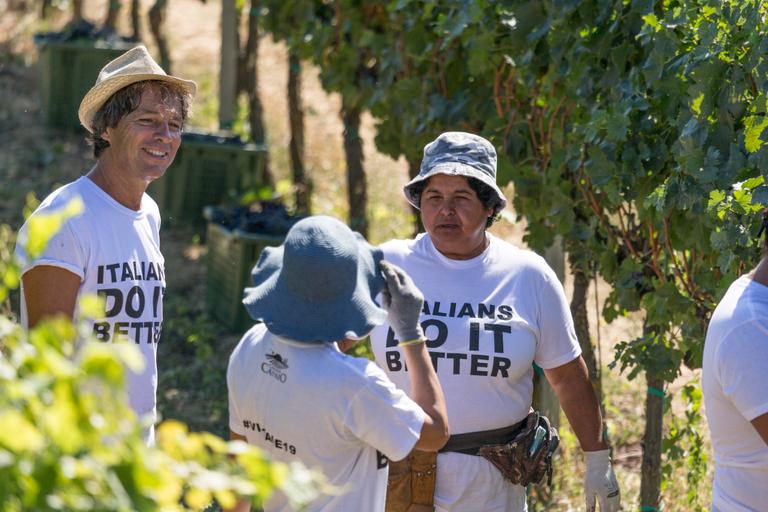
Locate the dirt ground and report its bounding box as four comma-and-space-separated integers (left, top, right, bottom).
0, 1, 712, 509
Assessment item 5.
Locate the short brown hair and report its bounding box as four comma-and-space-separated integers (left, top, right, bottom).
88, 80, 192, 158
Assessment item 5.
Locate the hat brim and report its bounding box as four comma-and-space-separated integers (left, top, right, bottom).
403, 162, 508, 210
242, 239, 387, 343
78, 73, 197, 133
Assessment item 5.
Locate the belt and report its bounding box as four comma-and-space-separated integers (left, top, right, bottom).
439, 418, 527, 456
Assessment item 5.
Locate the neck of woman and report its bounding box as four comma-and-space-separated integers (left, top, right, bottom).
435, 232, 489, 260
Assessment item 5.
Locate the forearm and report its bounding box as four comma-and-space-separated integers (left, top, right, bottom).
549, 362, 621, 510
545, 358, 607, 452
402, 343, 449, 450
752, 413, 768, 445
223, 431, 251, 512
559, 383, 606, 452
223, 500, 251, 512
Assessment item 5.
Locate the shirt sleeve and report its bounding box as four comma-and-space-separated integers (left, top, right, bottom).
343, 363, 426, 462
717, 320, 768, 421
16, 213, 86, 281
533, 261, 582, 369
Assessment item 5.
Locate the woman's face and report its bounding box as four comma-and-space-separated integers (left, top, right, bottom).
419, 174, 493, 260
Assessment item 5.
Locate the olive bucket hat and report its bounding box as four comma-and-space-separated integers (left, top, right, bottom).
78, 45, 197, 133
242, 215, 388, 343
404, 131, 508, 209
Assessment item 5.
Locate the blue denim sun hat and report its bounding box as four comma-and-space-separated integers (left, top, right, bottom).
404, 131, 508, 209
242, 215, 387, 343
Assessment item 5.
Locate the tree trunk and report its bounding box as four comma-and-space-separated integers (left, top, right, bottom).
570, 267, 593, 370
130, 0, 142, 41
641, 367, 664, 508
219, 0, 238, 129
235, 6, 246, 96
70, 0, 83, 21
288, 50, 310, 214
103, 0, 121, 33
407, 157, 423, 235
569, 259, 609, 444
148, 0, 171, 73
243, 0, 272, 186
341, 101, 368, 237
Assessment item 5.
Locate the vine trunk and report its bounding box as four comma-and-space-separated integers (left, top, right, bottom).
342, 102, 368, 237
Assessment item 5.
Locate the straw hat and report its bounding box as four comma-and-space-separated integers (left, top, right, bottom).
78, 45, 197, 133
404, 131, 507, 209
242, 215, 388, 343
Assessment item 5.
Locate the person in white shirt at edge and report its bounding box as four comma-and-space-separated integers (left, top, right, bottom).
703, 207, 768, 512
14, 46, 195, 444
364, 132, 621, 511
224, 215, 449, 512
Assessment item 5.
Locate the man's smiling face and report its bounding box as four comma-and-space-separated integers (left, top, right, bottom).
101, 85, 183, 185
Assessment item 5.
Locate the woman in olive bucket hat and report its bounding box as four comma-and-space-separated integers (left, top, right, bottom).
367, 132, 621, 512
225, 215, 449, 512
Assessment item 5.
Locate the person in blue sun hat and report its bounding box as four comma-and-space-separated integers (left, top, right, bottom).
225, 215, 449, 512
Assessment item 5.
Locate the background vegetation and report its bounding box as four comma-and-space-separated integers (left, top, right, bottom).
3, 0, 767, 510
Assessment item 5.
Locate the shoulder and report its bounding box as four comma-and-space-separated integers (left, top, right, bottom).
141, 192, 161, 219
324, 349, 397, 392
229, 323, 269, 369
29, 179, 89, 218
708, 314, 768, 364
380, 237, 417, 258
706, 282, 768, 376
488, 235, 556, 279
489, 235, 541, 264
380, 234, 432, 267
16, 180, 90, 262
25, 178, 118, 233
709, 277, 768, 339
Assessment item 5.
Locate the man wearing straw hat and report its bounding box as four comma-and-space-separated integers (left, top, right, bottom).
225, 215, 449, 512
15, 45, 195, 444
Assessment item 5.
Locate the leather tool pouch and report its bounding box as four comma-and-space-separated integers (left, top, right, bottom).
476, 411, 559, 487
386, 411, 559, 511
438, 411, 559, 487
385, 449, 437, 512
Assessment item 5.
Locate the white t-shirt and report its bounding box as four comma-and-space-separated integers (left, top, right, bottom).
227, 323, 426, 512
16, 176, 165, 442
370, 233, 581, 512
703, 275, 768, 512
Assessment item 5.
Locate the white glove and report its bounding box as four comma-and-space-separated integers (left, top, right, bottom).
379, 261, 424, 342
584, 449, 620, 512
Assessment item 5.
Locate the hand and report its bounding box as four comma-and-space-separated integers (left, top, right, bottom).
584, 449, 620, 512
379, 261, 424, 342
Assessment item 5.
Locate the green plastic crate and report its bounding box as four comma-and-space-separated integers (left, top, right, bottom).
205, 213, 283, 332
36, 39, 134, 130
150, 132, 268, 228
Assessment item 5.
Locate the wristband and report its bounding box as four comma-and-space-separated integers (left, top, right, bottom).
397, 337, 426, 347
